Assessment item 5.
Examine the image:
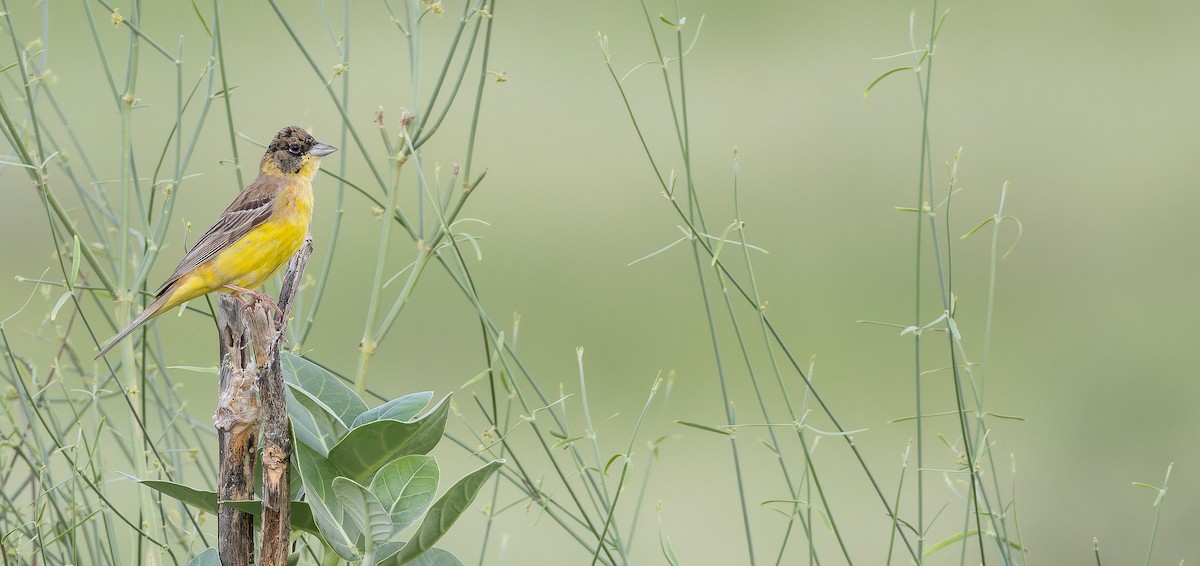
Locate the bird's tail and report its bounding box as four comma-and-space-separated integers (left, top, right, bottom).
94, 290, 174, 359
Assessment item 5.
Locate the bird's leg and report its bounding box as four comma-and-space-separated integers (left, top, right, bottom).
222, 284, 284, 318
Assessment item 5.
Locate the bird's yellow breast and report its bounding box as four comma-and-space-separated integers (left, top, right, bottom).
200, 173, 313, 292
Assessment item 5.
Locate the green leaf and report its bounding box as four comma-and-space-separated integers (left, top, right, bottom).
659, 526, 680, 566
709, 220, 738, 266
373, 542, 408, 566
138, 480, 322, 538
550, 435, 587, 450
328, 395, 451, 482
377, 546, 464, 566
603, 454, 624, 475
999, 215, 1024, 259
932, 8, 952, 43
139, 480, 219, 515
187, 0, 212, 37
370, 455, 440, 534
288, 383, 350, 456
946, 316, 961, 340
49, 291, 72, 322
187, 548, 220, 566
352, 391, 434, 428
333, 477, 393, 544
69, 235, 81, 288
960, 216, 995, 240
282, 352, 368, 425
389, 460, 503, 564
923, 529, 1025, 557
863, 66, 915, 99
458, 368, 490, 390
221, 500, 321, 537
295, 442, 363, 561
674, 420, 732, 436
167, 365, 219, 375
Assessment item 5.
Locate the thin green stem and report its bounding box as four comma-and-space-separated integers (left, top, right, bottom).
299, 0, 352, 345
589, 376, 661, 565
212, 0, 243, 188
601, 5, 920, 559
730, 152, 819, 565
1142, 463, 1173, 566
267, 0, 409, 223
354, 156, 404, 394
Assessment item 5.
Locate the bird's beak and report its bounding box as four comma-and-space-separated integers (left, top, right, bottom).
310, 142, 337, 157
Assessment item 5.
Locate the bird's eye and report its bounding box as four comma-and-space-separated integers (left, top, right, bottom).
288, 143, 303, 155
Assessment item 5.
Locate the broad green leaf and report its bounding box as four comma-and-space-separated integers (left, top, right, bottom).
139, 480, 219, 515
139, 480, 322, 538
352, 391, 434, 428
372, 542, 408, 566
370, 455, 439, 534
389, 460, 503, 564
291, 463, 305, 500
187, 548, 220, 566
221, 500, 321, 537
296, 442, 363, 561
282, 351, 368, 425
288, 383, 350, 456
328, 395, 451, 482
333, 477, 393, 544
377, 546, 464, 566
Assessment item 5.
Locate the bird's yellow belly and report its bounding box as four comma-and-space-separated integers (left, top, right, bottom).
207, 184, 312, 293
160, 177, 313, 311
209, 218, 308, 290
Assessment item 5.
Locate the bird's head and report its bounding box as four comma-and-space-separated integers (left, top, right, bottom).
262, 125, 337, 176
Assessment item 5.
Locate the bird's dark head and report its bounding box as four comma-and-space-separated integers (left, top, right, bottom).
261, 125, 337, 176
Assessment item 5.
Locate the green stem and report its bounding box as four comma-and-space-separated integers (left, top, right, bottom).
212, 0, 243, 188
299, 0, 352, 345
589, 377, 661, 565
354, 157, 404, 394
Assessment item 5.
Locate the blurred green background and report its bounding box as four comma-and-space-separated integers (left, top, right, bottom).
2, 0, 1197, 563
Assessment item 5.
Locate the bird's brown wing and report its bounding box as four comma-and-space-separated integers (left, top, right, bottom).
154, 178, 279, 295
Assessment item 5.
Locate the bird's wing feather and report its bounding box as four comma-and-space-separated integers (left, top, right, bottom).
155, 180, 277, 295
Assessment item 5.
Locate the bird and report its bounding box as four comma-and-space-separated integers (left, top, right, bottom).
95, 125, 336, 359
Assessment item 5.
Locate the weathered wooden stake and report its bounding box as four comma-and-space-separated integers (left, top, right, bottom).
215, 295, 262, 566
215, 237, 312, 566
260, 238, 312, 564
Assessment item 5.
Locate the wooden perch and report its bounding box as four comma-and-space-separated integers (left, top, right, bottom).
215, 296, 260, 566
260, 237, 312, 564
215, 237, 312, 566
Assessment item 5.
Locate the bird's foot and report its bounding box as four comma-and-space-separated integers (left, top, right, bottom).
224, 285, 284, 318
